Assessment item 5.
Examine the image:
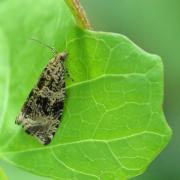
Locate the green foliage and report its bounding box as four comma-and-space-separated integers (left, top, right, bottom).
0, 168, 8, 180
0, 0, 171, 179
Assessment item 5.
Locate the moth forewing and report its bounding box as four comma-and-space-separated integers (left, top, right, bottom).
16, 52, 68, 145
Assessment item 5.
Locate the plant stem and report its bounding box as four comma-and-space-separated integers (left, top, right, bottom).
64, 0, 92, 29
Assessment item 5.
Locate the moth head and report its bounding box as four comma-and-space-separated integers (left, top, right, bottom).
56, 51, 68, 61
29, 38, 68, 63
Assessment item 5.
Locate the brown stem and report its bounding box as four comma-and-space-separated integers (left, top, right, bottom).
65, 0, 92, 29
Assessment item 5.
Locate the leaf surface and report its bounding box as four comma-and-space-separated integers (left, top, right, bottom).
0, 0, 171, 179
0, 167, 8, 180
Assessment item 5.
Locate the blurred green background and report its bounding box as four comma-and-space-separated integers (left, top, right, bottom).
0, 0, 178, 179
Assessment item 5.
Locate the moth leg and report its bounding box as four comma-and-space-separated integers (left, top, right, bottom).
62, 63, 74, 81
66, 70, 74, 81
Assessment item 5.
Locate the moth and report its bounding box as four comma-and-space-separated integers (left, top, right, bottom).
16, 39, 69, 145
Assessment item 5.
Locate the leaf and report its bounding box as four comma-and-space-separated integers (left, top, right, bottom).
0, 0, 172, 179
0, 168, 8, 180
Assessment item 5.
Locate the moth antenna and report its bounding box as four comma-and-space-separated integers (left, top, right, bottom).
29, 38, 58, 55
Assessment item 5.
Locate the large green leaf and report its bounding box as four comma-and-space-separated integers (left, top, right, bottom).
0, 0, 171, 179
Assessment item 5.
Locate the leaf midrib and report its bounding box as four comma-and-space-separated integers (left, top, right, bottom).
1, 131, 168, 155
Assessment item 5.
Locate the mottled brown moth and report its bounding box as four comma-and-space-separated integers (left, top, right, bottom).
16, 40, 68, 145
